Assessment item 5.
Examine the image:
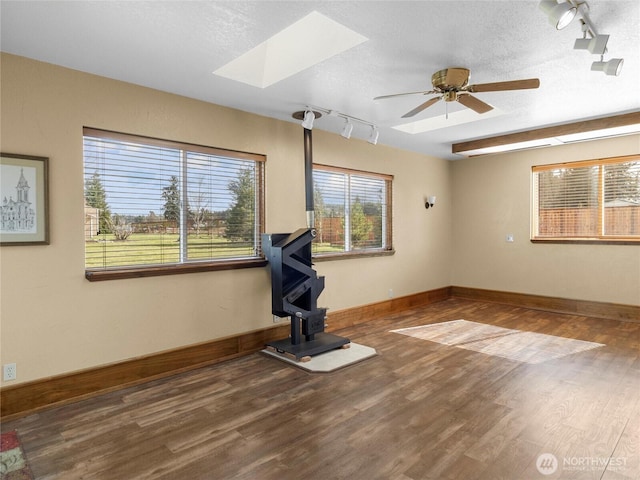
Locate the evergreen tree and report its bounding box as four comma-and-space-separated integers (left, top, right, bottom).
605, 162, 640, 202
350, 197, 372, 248
362, 196, 383, 247
225, 168, 255, 242
162, 175, 180, 227
314, 182, 326, 242
84, 171, 111, 234
538, 163, 640, 208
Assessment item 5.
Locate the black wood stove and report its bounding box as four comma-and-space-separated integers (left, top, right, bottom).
262, 115, 349, 360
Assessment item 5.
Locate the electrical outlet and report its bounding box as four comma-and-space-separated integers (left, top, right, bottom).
388, 289, 394, 299
3, 363, 17, 381
273, 315, 282, 323
506, 234, 514, 243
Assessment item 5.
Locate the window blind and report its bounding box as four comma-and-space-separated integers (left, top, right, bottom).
532, 155, 640, 241
312, 164, 392, 255
83, 128, 265, 271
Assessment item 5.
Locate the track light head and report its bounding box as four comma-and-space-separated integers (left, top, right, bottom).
539, 0, 577, 30
341, 120, 353, 139
573, 38, 590, 50
368, 126, 379, 145
301, 110, 315, 129
591, 58, 624, 76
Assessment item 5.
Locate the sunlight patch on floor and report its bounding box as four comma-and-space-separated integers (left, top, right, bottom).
391, 320, 604, 364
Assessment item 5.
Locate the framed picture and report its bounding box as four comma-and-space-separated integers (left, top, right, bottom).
1, 153, 50, 245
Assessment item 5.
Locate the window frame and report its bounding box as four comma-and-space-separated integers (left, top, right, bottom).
311, 163, 394, 261
531, 154, 640, 245
83, 128, 266, 281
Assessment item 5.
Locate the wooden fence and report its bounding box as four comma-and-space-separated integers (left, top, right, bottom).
538, 206, 640, 236
314, 216, 382, 246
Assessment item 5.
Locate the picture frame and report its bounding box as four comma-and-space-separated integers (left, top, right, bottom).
1, 152, 50, 245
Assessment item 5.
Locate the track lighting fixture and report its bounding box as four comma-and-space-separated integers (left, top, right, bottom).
574, 31, 623, 76
591, 57, 624, 76
538, 0, 577, 30
301, 110, 315, 130
540, 0, 624, 76
574, 32, 623, 76
368, 126, 379, 145
295, 106, 378, 145
341, 120, 353, 139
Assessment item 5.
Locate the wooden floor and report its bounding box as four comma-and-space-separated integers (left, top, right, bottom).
3, 298, 639, 480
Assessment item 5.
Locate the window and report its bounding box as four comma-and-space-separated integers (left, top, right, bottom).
532, 155, 640, 243
312, 164, 393, 257
83, 128, 265, 280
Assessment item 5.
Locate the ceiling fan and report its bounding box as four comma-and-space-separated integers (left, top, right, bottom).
374, 67, 540, 118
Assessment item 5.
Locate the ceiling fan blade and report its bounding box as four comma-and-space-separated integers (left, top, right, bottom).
457, 94, 493, 114
401, 96, 441, 118
444, 67, 470, 88
374, 90, 437, 100
467, 78, 540, 93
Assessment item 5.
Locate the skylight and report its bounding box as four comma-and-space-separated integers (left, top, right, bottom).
213, 11, 368, 88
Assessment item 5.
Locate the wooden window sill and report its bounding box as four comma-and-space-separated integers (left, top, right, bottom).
313, 249, 395, 262
85, 258, 267, 281
531, 238, 639, 245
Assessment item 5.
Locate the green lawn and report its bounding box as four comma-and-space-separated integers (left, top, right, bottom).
313, 243, 345, 254
86, 233, 347, 268
85, 233, 256, 268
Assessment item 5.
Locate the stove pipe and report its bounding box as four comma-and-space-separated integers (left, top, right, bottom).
304, 127, 315, 230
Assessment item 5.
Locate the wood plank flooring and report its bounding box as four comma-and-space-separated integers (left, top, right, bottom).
2, 298, 639, 480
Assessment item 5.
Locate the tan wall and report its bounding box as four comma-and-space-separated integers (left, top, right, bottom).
451, 135, 640, 305
0, 54, 452, 386
2, 52, 637, 387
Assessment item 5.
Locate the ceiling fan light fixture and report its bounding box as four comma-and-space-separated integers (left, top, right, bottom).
539, 0, 577, 30
591, 58, 624, 76
368, 126, 379, 145
377, 67, 540, 119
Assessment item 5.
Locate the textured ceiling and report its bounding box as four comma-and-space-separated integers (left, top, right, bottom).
1, 0, 639, 159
